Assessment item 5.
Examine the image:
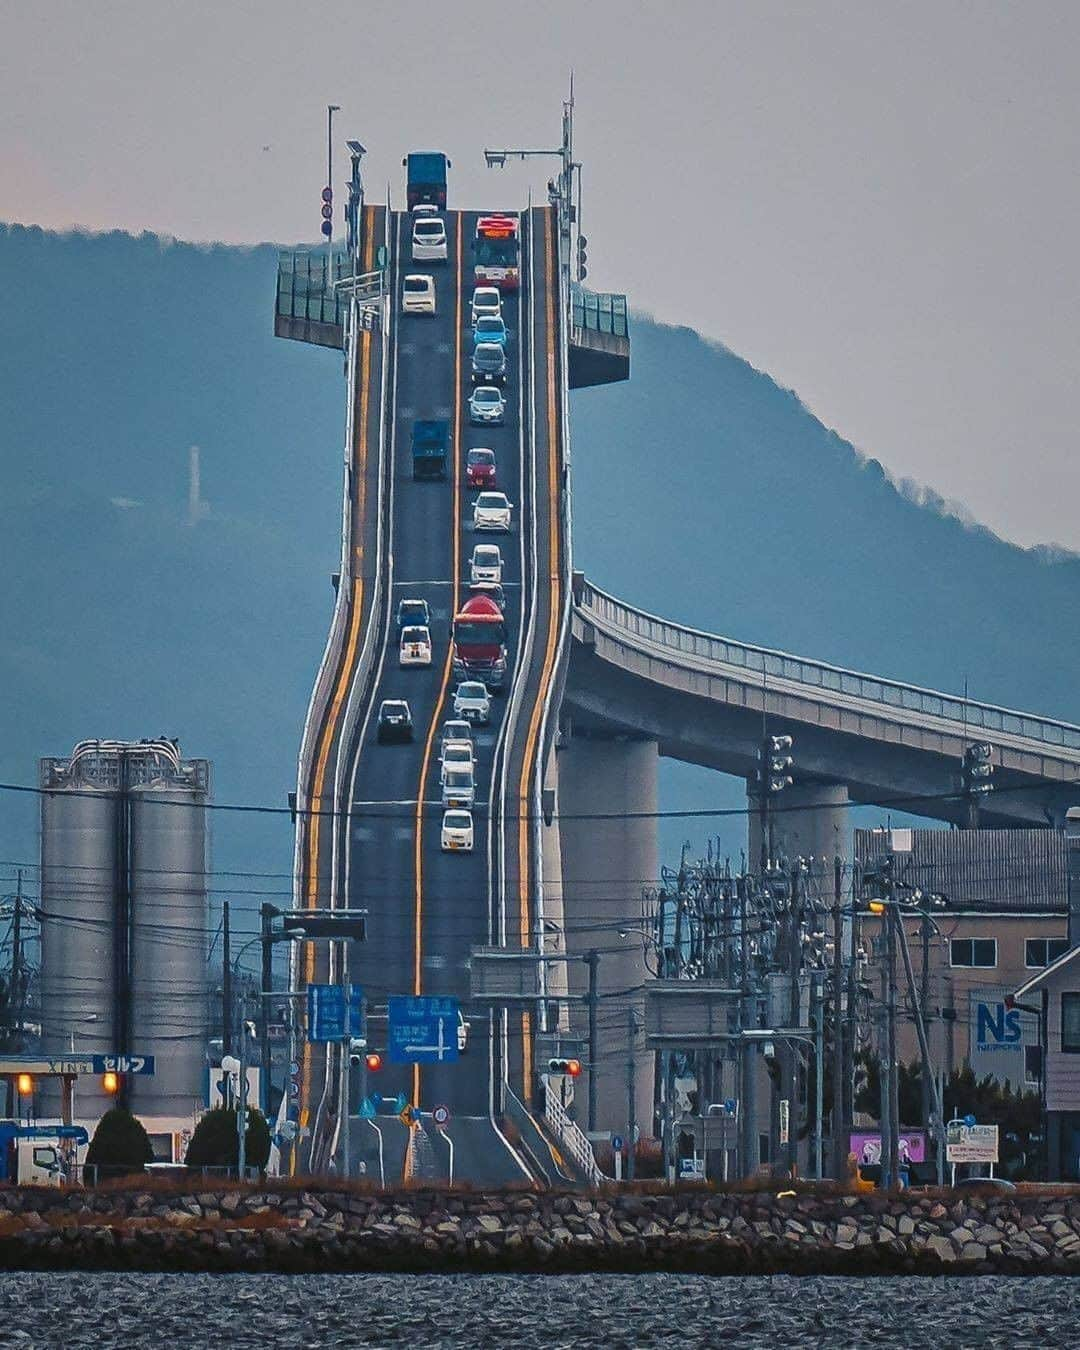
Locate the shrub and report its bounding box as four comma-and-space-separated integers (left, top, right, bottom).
85, 1107, 154, 1174
185, 1106, 271, 1170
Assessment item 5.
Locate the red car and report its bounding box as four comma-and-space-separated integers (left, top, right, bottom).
466, 447, 496, 489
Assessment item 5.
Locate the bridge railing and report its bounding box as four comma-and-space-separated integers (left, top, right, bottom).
578, 580, 1080, 752
570, 284, 629, 339
543, 1083, 604, 1187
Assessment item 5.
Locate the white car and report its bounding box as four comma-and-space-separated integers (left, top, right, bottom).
399, 625, 433, 666
470, 286, 502, 327
469, 386, 506, 425
440, 741, 475, 772
473, 492, 513, 532
402, 274, 436, 315
457, 1010, 470, 1053
440, 719, 474, 753
442, 765, 475, 808
441, 809, 474, 853
412, 203, 439, 219
470, 544, 503, 584
453, 680, 491, 724
412, 217, 447, 262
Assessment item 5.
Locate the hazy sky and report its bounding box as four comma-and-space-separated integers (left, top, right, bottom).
4, 0, 1077, 549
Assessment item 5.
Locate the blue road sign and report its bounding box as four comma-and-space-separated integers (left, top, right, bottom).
91, 1054, 155, 1076
308, 984, 365, 1043
387, 996, 460, 1065
394, 1092, 409, 1114
358, 1096, 377, 1119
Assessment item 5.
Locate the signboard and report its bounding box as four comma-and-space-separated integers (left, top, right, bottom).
387, 996, 459, 1065
779, 1099, 790, 1147
91, 1054, 155, 1076
209, 1066, 259, 1109
307, 984, 364, 1043
850, 1131, 927, 1166
946, 1122, 999, 1164
969, 986, 1037, 1086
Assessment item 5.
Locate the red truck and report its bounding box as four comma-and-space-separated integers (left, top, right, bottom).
452, 592, 507, 690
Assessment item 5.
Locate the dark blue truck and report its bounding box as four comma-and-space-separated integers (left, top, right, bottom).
403, 151, 451, 210
411, 419, 449, 480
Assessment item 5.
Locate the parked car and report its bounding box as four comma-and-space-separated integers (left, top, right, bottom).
440, 809, 474, 853
473, 492, 513, 532
470, 543, 503, 583
376, 699, 413, 743
399, 625, 433, 667
402, 274, 436, 315
453, 681, 491, 724
469, 386, 506, 425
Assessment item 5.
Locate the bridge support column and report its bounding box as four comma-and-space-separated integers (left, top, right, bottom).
747, 781, 850, 869
558, 732, 657, 1140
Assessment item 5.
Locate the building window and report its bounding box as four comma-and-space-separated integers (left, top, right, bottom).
1062, 993, 1080, 1054
1025, 938, 1070, 969
1025, 1043, 1043, 1086
950, 938, 997, 968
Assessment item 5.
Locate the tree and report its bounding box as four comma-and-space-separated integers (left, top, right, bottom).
85, 1107, 154, 1174
185, 1107, 270, 1171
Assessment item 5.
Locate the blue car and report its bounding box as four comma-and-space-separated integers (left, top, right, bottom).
472, 315, 509, 349
396, 597, 431, 632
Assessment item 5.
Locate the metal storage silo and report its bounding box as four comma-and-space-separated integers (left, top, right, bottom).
129, 782, 209, 1118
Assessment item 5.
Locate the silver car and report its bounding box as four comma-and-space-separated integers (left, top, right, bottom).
469, 385, 506, 425
453, 680, 491, 724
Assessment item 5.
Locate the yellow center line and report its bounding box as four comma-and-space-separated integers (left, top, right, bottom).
517, 206, 561, 1100
297, 207, 377, 1152
411, 214, 464, 1111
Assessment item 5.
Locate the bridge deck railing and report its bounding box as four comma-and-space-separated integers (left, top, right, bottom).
543, 1084, 604, 1187
579, 580, 1080, 753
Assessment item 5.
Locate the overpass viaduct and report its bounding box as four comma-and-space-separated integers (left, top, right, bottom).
278, 114, 1078, 1174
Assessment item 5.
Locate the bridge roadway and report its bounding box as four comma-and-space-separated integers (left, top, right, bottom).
294, 201, 566, 1182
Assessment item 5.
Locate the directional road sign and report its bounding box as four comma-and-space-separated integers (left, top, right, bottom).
91, 1055, 155, 1076
308, 984, 365, 1043
399, 1103, 417, 1128
387, 996, 459, 1065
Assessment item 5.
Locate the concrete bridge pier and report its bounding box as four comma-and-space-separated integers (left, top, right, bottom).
557, 730, 658, 1140
747, 781, 850, 870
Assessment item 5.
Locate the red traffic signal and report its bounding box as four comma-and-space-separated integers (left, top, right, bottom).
548, 1057, 581, 1077
365, 1053, 383, 1072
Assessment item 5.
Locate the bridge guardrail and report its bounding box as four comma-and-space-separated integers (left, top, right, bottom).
578, 580, 1080, 753
570, 284, 628, 338
544, 1083, 604, 1187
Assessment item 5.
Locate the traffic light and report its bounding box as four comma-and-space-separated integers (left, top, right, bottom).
575, 234, 587, 280
16, 1073, 33, 1096
963, 742, 994, 796
548, 1057, 582, 1077
364, 1053, 383, 1073
760, 734, 794, 793
321, 185, 333, 240
102, 1071, 120, 1095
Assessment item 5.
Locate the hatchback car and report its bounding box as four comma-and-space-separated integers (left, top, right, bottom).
453, 681, 491, 724
440, 809, 474, 853
473, 492, 513, 532
471, 342, 507, 386
402, 274, 436, 315
411, 217, 447, 263
396, 597, 431, 632
376, 699, 413, 743
472, 314, 509, 348
440, 741, 475, 772
466, 447, 496, 489
470, 286, 502, 326
468, 580, 506, 612
412, 203, 439, 219
399, 625, 433, 667
440, 719, 474, 752
469, 386, 505, 425
442, 765, 476, 808
470, 544, 503, 583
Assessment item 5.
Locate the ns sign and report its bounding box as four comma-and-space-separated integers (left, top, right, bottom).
976, 1002, 1022, 1048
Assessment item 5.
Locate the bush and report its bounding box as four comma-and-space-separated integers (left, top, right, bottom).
185, 1106, 271, 1171
85, 1107, 154, 1174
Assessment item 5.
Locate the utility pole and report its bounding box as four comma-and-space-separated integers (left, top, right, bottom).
786, 865, 802, 1175
222, 900, 232, 1057
831, 855, 846, 1179
585, 949, 599, 1134
626, 1005, 638, 1181
885, 877, 901, 1188
5, 871, 25, 1116
260, 904, 275, 1116
738, 874, 757, 1177
920, 907, 932, 1135
877, 926, 892, 1187
237, 996, 248, 1179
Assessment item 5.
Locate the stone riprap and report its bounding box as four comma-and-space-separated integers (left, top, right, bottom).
1, 1185, 1080, 1274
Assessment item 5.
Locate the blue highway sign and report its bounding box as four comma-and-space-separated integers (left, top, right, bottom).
308, 984, 365, 1043
387, 996, 459, 1065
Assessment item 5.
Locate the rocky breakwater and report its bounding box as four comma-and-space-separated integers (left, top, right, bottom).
2, 1184, 1080, 1274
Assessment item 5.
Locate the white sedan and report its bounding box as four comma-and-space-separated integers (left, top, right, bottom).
441, 809, 474, 852
470, 543, 503, 584
399, 625, 433, 666
473, 492, 513, 532
453, 680, 491, 724
402, 274, 436, 315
